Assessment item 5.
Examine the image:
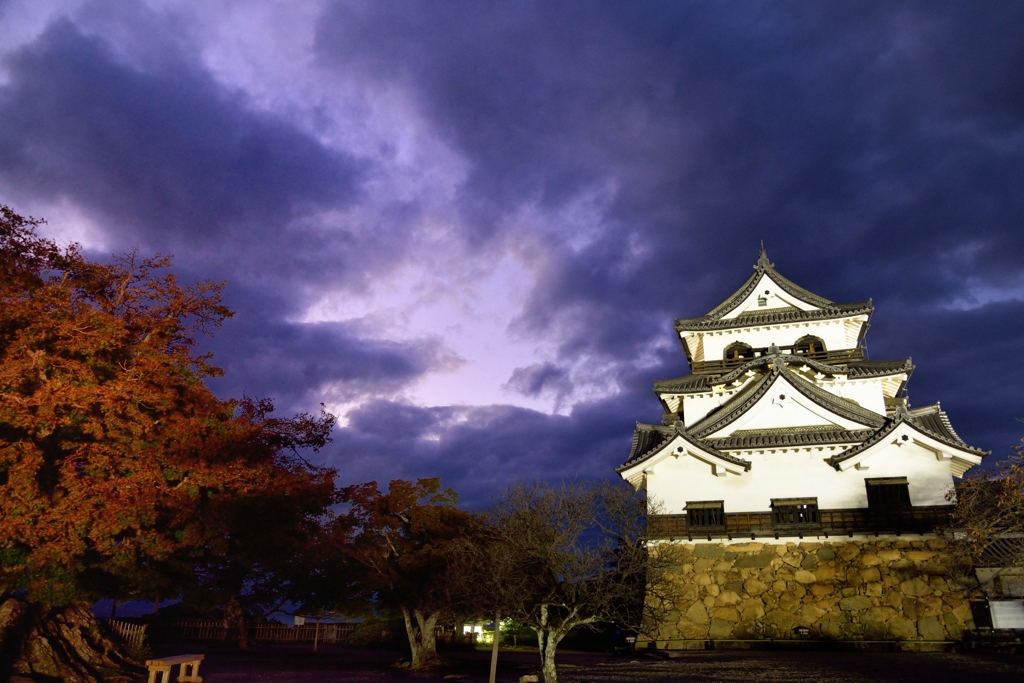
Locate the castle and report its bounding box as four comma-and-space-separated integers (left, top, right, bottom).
619, 248, 990, 646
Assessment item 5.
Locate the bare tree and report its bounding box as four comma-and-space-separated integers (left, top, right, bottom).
477, 481, 678, 683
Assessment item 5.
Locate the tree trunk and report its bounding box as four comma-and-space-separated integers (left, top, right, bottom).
540, 637, 559, 683
534, 605, 567, 683
488, 610, 500, 683
0, 597, 142, 683
400, 607, 440, 669
225, 598, 248, 650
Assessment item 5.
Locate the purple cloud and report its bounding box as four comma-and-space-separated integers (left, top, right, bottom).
0, 1, 1020, 505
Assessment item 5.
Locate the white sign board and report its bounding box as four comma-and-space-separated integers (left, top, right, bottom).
990, 600, 1024, 629
294, 616, 305, 626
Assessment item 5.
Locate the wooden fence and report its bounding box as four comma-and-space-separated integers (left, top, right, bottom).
107, 619, 147, 652
111, 619, 478, 645
140, 619, 359, 644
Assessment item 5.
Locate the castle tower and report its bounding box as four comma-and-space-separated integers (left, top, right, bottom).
619, 248, 989, 645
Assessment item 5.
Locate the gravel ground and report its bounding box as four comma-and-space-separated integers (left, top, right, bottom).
149, 643, 1024, 683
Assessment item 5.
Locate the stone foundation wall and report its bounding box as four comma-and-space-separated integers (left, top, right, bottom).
651, 538, 976, 647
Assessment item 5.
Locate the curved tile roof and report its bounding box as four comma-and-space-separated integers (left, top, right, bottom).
686, 361, 886, 439
708, 427, 877, 450
617, 421, 752, 473
675, 303, 873, 331
653, 355, 913, 397
826, 406, 989, 469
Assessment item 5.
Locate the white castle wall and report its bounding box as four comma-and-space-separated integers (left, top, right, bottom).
645, 440, 956, 514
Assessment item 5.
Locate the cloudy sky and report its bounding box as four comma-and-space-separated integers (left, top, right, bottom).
1, 1, 1021, 506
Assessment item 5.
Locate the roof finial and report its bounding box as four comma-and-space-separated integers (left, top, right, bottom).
757, 241, 773, 270
893, 397, 910, 420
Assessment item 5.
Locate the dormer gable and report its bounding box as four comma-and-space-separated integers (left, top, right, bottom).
688, 363, 886, 439
674, 246, 873, 372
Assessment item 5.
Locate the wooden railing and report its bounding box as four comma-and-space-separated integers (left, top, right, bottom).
647, 505, 953, 540
690, 347, 866, 375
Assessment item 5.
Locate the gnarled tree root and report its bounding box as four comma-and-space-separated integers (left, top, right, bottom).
0, 598, 144, 683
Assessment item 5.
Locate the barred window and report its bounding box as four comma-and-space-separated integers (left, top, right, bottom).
771, 498, 820, 526
686, 501, 725, 528
793, 335, 827, 358
723, 342, 754, 363
866, 477, 911, 508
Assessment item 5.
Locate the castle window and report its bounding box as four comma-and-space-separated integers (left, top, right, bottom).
771, 498, 820, 527
794, 335, 826, 358
723, 342, 754, 365
865, 477, 911, 509
686, 501, 725, 528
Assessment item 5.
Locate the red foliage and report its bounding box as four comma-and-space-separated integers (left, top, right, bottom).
336, 478, 477, 667
0, 206, 335, 605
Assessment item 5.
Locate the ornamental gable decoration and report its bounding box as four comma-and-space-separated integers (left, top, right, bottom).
618, 246, 987, 540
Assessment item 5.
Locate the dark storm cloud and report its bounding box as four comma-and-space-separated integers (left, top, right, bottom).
314, 0, 1024, 300
333, 385, 651, 508
866, 299, 1024, 460
0, 0, 1020, 504
0, 19, 362, 250
206, 318, 448, 414
0, 16, 450, 421
505, 362, 571, 399
315, 1, 1024, 464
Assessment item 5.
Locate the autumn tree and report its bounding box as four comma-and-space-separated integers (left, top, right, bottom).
0, 206, 334, 681
947, 441, 1024, 590
483, 481, 678, 683
335, 478, 477, 669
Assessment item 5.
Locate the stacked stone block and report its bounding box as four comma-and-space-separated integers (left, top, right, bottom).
652, 539, 975, 647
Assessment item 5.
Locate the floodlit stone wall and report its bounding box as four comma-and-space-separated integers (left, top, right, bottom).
650, 538, 975, 647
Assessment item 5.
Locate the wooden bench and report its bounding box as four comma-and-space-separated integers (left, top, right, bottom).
145, 654, 204, 683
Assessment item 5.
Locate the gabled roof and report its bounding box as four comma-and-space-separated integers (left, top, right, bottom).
845, 358, 915, 379
675, 246, 873, 332
624, 422, 674, 464
708, 427, 877, 450
906, 403, 975, 451
686, 360, 886, 439
653, 374, 711, 393
653, 354, 914, 397
675, 303, 873, 332
617, 421, 752, 474
826, 404, 989, 469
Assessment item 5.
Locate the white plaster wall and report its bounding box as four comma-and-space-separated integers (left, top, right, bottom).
681, 387, 746, 427
707, 375, 873, 436
721, 274, 818, 318
644, 441, 957, 514
677, 374, 887, 427
817, 377, 886, 415
845, 441, 956, 507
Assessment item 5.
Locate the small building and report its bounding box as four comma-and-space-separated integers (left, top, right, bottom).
619, 248, 990, 646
